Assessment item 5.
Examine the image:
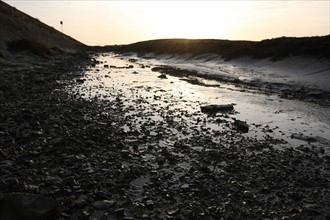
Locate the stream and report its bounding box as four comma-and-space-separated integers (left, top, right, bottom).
69, 52, 330, 154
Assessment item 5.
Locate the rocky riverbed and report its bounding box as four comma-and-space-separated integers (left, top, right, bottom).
1, 52, 330, 220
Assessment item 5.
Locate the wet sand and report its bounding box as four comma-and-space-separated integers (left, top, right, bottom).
73, 53, 330, 153
1, 52, 330, 219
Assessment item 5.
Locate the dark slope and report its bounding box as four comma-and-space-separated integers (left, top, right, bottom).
0, 1, 87, 56
105, 36, 330, 61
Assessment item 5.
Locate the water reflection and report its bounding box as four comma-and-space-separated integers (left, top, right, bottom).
70, 53, 330, 153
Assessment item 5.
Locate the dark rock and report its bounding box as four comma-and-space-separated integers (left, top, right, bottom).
233, 120, 249, 133
92, 200, 115, 210
145, 200, 154, 208
85, 139, 96, 146
49, 137, 65, 146
291, 133, 317, 143
180, 184, 190, 189
0, 160, 15, 169
243, 190, 254, 199
0, 193, 58, 220
181, 208, 192, 216
72, 195, 87, 208
158, 74, 167, 79
201, 104, 234, 114
304, 204, 321, 214
115, 208, 125, 216
0, 177, 19, 187
0, 149, 8, 158
167, 208, 179, 215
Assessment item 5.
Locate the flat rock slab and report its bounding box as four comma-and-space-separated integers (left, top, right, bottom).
0, 193, 58, 220
201, 104, 234, 114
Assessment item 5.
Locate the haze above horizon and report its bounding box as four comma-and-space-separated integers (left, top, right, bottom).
4, 0, 330, 46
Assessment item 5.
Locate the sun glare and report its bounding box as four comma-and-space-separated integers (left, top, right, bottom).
5, 0, 329, 45
114, 1, 251, 40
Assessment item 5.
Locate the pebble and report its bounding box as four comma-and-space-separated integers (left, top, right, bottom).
1, 52, 329, 220
92, 200, 115, 210
243, 190, 254, 199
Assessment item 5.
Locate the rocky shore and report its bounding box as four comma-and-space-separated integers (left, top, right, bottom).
1, 53, 330, 220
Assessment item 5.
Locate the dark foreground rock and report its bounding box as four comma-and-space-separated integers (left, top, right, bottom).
232, 119, 249, 133
0, 52, 329, 220
201, 104, 235, 114
0, 193, 58, 220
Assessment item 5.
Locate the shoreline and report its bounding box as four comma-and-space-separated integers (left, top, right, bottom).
123, 52, 330, 107
1, 52, 329, 219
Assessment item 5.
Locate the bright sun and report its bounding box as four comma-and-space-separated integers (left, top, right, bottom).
141, 1, 249, 39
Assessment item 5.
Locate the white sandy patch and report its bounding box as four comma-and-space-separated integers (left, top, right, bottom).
135, 53, 330, 92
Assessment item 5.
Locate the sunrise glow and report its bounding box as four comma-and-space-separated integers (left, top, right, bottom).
3, 1, 329, 45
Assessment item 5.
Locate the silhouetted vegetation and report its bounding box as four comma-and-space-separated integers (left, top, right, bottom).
7, 39, 51, 57
245, 36, 330, 61
105, 35, 330, 61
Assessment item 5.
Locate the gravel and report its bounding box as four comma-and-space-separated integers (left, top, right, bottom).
0, 52, 329, 220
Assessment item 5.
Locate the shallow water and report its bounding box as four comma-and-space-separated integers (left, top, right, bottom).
70, 53, 330, 153
139, 53, 330, 91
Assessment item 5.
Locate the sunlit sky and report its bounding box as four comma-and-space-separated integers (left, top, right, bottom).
4, 0, 330, 46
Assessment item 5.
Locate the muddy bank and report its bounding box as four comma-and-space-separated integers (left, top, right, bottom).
150, 64, 330, 107
1, 53, 330, 219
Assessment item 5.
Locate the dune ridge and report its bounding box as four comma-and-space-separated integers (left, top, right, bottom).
104, 36, 330, 61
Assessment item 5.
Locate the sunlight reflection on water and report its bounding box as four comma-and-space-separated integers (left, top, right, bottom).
70, 53, 330, 153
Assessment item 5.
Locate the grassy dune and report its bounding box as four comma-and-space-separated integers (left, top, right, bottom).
104, 36, 330, 61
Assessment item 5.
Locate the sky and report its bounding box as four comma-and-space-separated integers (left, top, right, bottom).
3, 0, 330, 46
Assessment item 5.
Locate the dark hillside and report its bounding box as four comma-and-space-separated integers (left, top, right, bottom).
106, 36, 330, 61
0, 1, 87, 56
105, 39, 255, 59
246, 36, 330, 61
